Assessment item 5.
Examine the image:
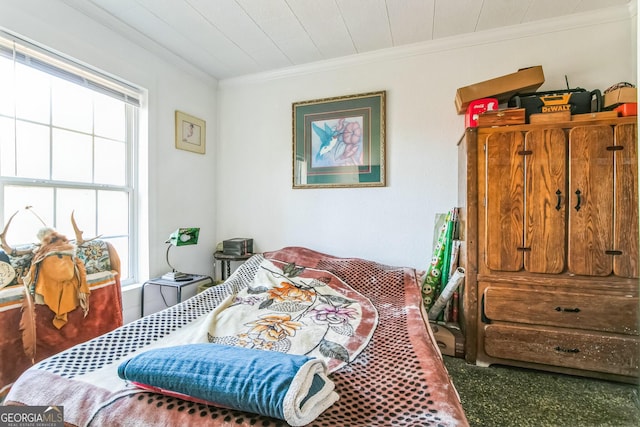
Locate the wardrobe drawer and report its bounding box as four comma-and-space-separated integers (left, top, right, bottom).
483, 285, 639, 335
484, 324, 640, 377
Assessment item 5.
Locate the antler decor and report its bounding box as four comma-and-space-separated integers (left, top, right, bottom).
0, 210, 33, 257
71, 210, 101, 246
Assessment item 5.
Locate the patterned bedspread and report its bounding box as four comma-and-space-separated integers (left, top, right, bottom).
4, 247, 468, 426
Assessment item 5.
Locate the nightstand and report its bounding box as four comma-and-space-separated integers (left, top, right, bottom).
140, 274, 213, 317
213, 251, 253, 279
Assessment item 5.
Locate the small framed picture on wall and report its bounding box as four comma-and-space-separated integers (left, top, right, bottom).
175, 110, 206, 154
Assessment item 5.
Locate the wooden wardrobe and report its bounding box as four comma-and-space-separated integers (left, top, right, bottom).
458, 116, 639, 383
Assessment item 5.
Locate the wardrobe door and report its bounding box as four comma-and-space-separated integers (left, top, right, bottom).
485, 131, 524, 272
568, 126, 614, 276
613, 123, 639, 278
524, 128, 567, 274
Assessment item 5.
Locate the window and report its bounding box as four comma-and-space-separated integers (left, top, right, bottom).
0, 31, 140, 284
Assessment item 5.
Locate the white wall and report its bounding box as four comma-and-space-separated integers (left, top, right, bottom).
216, 5, 636, 270
0, 0, 218, 322
0, 2, 635, 323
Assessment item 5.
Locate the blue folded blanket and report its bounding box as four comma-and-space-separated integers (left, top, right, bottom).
117, 343, 339, 426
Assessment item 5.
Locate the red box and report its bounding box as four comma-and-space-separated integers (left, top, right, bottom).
614, 103, 637, 117
465, 98, 499, 128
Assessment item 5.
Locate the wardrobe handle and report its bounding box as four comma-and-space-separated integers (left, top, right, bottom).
555, 306, 581, 313
574, 189, 582, 211
555, 346, 580, 354
555, 190, 562, 211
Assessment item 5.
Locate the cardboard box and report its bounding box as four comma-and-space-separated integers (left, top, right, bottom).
430, 322, 465, 358
477, 108, 526, 127
455, 66, 545, 114
604, 87, 637, 108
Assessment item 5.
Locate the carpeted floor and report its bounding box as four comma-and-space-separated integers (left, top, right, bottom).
442, 356, 640, 427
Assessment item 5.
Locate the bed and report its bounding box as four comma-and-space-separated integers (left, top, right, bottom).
4, 246, 468, 426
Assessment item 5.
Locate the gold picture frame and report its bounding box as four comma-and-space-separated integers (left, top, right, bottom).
175, 110, 206, 154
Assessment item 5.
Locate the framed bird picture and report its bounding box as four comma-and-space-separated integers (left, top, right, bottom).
292, 91, 386, 189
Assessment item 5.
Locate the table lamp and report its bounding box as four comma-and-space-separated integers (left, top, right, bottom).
162, 227, 200, 281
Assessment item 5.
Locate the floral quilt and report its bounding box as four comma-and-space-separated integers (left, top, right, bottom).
206, 258, 378, 372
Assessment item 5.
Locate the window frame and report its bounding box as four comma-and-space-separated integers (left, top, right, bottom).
0, 30, 141, 285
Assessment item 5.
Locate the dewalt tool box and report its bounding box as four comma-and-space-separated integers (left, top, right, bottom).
508, 88, 602, 123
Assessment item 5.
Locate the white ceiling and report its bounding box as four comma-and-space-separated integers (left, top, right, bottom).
61, 0, 632, 80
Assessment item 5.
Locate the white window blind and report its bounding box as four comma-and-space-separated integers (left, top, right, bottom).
0, 33, 140, 106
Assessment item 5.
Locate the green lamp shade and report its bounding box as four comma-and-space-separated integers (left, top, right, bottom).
168, 228, 200, 246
